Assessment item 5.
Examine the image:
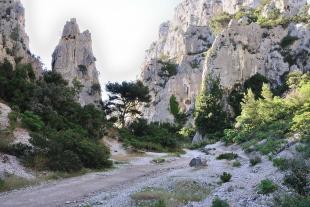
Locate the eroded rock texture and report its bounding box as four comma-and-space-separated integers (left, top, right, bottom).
0, 0, 42, 76
52, 18, 102, 107
141, 0, 309, 124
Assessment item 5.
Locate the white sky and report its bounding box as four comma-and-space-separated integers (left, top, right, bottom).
20, 0, 181, 89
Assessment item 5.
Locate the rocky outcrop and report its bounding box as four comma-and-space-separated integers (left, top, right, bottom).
202, 14, 309, 95
140, 0, 265, 124
52, 18, 102, 107
141, 0, 309, 124
0, 0, 42, 76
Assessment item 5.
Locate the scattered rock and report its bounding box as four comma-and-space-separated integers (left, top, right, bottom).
189, 157, 207, 167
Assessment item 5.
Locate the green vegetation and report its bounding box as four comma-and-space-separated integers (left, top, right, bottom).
258, 179, 278, 194
220, 172, 232, 183
224, 72, 310, 156
232, 161, 241, 167
169, 95, 186, 126
209, 12, 232, 34
119, 119, 182, 152
158, 60, 178, 78
0, 60, 111, 172
105, 80, 151, 127
228, 73, 269, 117
152, 158, 165, 164
229, 1, 310, 29
132, 180, 211, 207
217, 153, 238, 161
280, 35, 299, 48
274, 194, 310, 207
195, 74, 229, 137
21, 111, 44, 132
0, 175, 36, 192
211, 197, 230, 207
250, 156, 262, 166
272, 158, 289, 171
283, 158, 309, 196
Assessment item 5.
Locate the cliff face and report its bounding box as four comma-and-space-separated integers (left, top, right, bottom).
202, 0, 310, 92
141, 0, 309, 124
52, 19, 102, 107
0, 0, 42, 76
140, 0, 262, 123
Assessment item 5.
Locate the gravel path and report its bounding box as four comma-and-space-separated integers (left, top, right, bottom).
0, 142, 286, 207
0, 152, 195, 207
78, 143, 286, 207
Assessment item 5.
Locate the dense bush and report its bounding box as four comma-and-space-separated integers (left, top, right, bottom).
119, 119, 181, 152
220, 172, 232, 183
212, 197, 230, 207
217, 153, 238, 160
21, 111, 44, 132
283, 158, 309, 196
272, 158, 289, 171
158, 60, 178, 77
258, 179, 278, 194
274, 194, 310, 207
225, 72, 310, 154
228, 74, 269, 117
0, 61, 111, 172
250, 156, 262, 166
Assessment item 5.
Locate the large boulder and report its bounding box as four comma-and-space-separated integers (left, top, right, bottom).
189, 157, 207, 167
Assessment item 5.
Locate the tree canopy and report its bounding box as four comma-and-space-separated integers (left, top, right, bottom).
105, 80, 151, 127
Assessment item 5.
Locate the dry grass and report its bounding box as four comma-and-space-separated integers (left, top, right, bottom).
0, 175, 37, 192
131, 180, 211, 207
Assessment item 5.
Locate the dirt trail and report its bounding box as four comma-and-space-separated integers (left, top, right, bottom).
0, 154, 193, 207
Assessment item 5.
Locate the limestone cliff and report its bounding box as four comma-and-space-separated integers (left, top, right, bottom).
52, 18, 102, 107
201, 0, 309, 106
0, 0, 42, 76
141, 0, 309, 124
140, 0, 263, 123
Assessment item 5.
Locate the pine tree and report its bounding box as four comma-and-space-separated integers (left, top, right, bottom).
194, 74, 228, 136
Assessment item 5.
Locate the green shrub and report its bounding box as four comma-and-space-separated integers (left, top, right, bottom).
250, 156, 261, 166
158, 60, 178, 77
212, 197, 230, 207
169, 95, 186, 125
232, 161, 241, 167
0, 178, 4, 189
0, 61, 111, 172
178, 127, 195, 139
283, 158, 309, 196
48, 150, 82, 172
120, 119, 181, 152
217, 153, 238, 160
274, 194, 310, 207
273, 158, 289, 171
21, 111, 44, 132
280, 35, 299, 48
258, 179, 278, 194
8, 111, 18, 130
255, 138, 285, 155
220, 172, 232, 183
209, 12, 232, 34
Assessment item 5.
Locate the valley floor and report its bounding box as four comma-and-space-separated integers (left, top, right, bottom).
0, 143, 286, 207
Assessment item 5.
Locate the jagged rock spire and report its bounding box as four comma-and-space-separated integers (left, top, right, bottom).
52, 18, 102, 107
